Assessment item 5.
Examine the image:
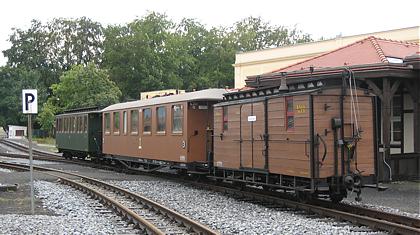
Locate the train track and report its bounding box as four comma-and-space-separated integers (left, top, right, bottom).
1, 139, 419, 234
0, 161, 218, 235
0, 139, 62, 158
199, 183, 420, 235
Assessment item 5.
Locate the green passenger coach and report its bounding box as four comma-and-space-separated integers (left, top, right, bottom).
55, 107, 103, 159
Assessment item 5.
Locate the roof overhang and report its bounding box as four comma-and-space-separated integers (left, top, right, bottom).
245, 63, 418, 88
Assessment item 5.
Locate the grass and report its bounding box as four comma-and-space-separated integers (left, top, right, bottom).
32, 137, 56, 146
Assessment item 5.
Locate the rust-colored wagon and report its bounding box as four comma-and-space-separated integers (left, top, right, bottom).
212, 83, 376, 201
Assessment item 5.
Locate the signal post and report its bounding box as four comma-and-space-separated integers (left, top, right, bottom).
22, 89, 37, 215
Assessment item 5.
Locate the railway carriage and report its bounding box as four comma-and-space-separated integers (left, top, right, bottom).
55, 85, 380, 202
55, 107, 103, 159
101, 89, 227, 172
212, 84, 376, 201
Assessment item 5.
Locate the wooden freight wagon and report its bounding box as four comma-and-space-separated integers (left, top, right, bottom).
212, 84, 376, 201
101, 89, 227, 172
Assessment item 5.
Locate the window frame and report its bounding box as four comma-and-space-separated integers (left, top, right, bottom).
123, 111, 128, 135
391, 94, 402, 144
77, 116, 82, 133
64, 117, 68, 133
104, 113, 111, 135
172, 104, 183, 134
83, 115, 88, 133
130, 109, 139, 135
73, 117, 77, 133
56, 118, 60, 133
142, 108, 152, 135
222, 106, 228, 131
113, 111, 120, 135
156, 106, 166, 134
285, 96, 294, 131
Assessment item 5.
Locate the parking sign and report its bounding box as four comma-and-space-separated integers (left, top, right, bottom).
22, 89, 38, 114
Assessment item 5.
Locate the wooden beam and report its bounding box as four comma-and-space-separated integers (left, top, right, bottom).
365, 79, 383, 100
390, 80, 401, 96
381, 78, 392, 181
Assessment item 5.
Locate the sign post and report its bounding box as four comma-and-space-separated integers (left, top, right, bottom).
22, 89, 37, 215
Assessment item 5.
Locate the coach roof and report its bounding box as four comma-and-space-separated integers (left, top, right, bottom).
102, 88, 228, 112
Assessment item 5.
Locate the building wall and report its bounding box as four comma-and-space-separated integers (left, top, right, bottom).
8, 125, 27, 139
234, 26, 420, 88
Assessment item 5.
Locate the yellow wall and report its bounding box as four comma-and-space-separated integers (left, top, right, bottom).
234, 26, 420, 88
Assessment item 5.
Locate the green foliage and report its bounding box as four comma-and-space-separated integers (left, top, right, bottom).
103, 13, 312, 99
36, 101, 57, 134
51, 63, 121, 110
0, 66, 45, 129
36, 63, 121, 133
103, 12, 176, 100
231, 16, 312, 52
3, 17, 104, 88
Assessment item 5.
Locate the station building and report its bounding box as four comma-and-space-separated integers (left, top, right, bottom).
7, 125, 27, 139
235, 26, 420, 181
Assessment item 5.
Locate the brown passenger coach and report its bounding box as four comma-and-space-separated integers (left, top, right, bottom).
102, 89, 227, 172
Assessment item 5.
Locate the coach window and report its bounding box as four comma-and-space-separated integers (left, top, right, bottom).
123, 111, 128, 134
83, 116, 88, 133
222, 106, 228, 131
66, 117, 70, 133
70, 117, 74, 133
156, 106, 166, 134
64, 118, 68, 133
77, 116, 82, 133
73, 117, 77, 132
113, 112, 120, 134
80, 116, 83, 133
172, 105, 183, 133
130, 110, 139, 134
56, 119, 60, 133
75, 116, 79, 133
143, 108, 152, 134
104, 113, 111, 134
286, 97, 294, 130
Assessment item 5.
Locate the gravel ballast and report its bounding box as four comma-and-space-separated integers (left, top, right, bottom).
0, 181, 138, 234
0, 167, 13, 173
111, 180, 387, 235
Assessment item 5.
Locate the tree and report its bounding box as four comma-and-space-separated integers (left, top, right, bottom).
103, 12, 176, 100
37, 63, 121, 132
3, 17, 104, 88
231, 16, 312, 52
0, 66, 45, 129
170, 21, 235, 90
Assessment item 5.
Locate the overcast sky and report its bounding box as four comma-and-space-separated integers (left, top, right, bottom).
1, 0, 419, 65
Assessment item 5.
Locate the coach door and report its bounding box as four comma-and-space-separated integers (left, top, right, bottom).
240, 102, 265, 170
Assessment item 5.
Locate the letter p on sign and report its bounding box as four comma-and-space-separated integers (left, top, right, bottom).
22, 89, 38, 114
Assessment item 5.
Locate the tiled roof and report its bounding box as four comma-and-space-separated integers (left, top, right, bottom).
269, 36, 419, 73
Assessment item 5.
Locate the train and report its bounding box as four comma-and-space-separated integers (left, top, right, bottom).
55, 78, 379, 202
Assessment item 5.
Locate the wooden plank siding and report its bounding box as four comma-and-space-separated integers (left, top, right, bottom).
313, 94, 375, 178
267, 95, 311, 177
214, 106, 241, 168
213, 88, 376, 181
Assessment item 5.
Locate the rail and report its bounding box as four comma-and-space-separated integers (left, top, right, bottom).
1, 140, 419, 234
0, 161, 218, 235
